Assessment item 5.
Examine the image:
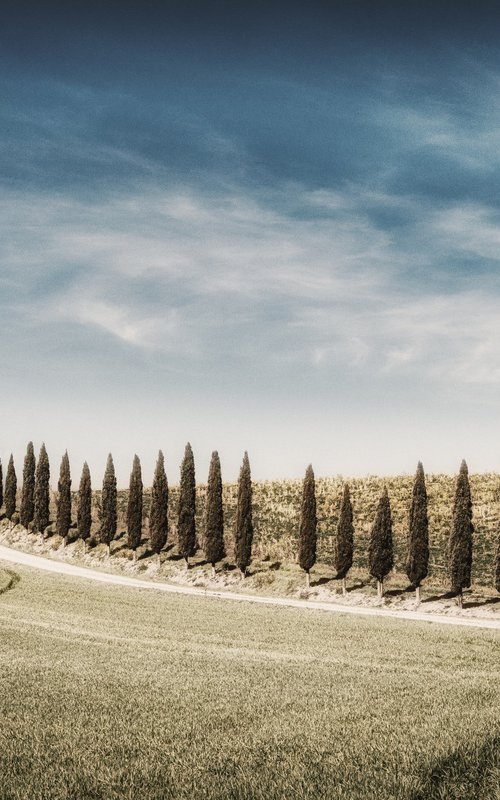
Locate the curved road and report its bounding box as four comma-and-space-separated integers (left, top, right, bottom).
1, 544, 499, 630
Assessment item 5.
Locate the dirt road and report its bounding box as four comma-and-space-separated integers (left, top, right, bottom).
1, 544, 499, 630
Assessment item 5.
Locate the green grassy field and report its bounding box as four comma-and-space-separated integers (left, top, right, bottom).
0, 565, 499, 799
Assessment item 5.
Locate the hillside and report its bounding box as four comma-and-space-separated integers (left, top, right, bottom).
16, 472, 498, 588
104, 473, 499, 587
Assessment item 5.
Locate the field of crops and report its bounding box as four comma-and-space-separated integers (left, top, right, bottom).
0, 564, 499, 800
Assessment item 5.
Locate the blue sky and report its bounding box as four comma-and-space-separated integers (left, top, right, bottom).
2, 1, 500, 485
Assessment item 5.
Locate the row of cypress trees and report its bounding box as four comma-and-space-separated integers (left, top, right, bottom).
297, 460, 494, 607
1, 445, 499, 601
0, 444, 52, 535
0, 443, 254, 577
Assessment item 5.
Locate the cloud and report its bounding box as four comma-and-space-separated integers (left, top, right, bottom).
2, 178, 500, 393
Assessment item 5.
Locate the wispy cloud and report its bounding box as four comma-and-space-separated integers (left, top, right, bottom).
2, 180, 500, 391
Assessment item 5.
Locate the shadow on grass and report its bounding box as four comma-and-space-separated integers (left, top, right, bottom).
347, 581, 367, 593
463, 596, 500, 609
111, 542, 129, 555
312, 576, 333, 587
422, 591, 457, 603
384, 585, 414, 598
247, 561, 282, 577
410, 730, 500, 800
0, 569, 20, 595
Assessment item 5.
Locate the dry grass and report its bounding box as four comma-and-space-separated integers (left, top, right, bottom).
0, 564, 499, 799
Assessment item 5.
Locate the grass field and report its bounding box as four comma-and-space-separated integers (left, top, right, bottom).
0, 564, 499, 799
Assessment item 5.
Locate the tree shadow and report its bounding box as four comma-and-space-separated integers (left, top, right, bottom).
312, 576, 332, 587
385, 585, 414, 597
346, 581, 367, 593
422, 590, 457, 603
111, 542, 128, 555
463, 596, 500, 609
247, 565, 265, 576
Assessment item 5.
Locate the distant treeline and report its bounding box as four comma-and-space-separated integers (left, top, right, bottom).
1, 443, 500, 603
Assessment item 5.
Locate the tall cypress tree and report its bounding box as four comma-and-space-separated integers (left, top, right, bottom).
100, 453, 117, 556
234, 451, 253, 578
77, 462, 92, 551
448, 459, 474, 608
20, 441, 35, 529
56, 451, 72, 544
335, 483, 354, 595
406, 461, 429, 605
369, 487, 394, 598
4, 454, 17, 521
298, 464, 317, 587
204, 451, 225, 577
149, 450, 168, 564
177, 443, 196, 568
34, 443, 50, 534
127, 454, 143, 562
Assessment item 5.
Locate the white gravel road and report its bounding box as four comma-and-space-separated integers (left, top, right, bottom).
1, 544, 499, 630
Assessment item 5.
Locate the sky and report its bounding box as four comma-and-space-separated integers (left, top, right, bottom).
2, 1, 500, 486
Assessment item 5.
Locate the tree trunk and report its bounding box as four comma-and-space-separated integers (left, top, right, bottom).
377, 579, 383, 599
133, 550, 137, 564
157, 552, 161, 567
415, 585, 421, 606
107, 543, 110, 558
305, 571, 310, 588
342, 577, 347, 596
83, 540, 87, 554
185, 556, 189, 570
457, 589, 463, 610
211, 564, 216, 579
240, 568, 246, 580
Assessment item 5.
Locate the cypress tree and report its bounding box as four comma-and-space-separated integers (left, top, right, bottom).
20, 441, 35, 529
369, 487, 394, 599
204, 451, 225, 577
34, 443, 50, 534
406, 461, 429, 605
4, 454, 17, 521
149, 450, 168, 564
56, 451, 72, 544
335, 483, 354, 595
298, 464, 317, 587
100, 453, 117, 556
127, 454, 143, 562
234, 451, 253, 578
448, 459, 474, 608
177, 443, 196, 568
77, 462, 92, 551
